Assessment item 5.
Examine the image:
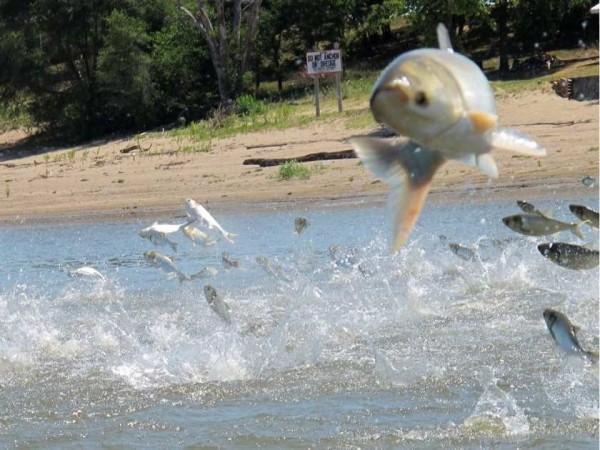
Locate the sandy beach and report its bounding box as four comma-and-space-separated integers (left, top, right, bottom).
0, 89, 598, 225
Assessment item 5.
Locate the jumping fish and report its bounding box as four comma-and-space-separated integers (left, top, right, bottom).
502, 214, 586, 239
569, 204, 599, 228
349, 24, 545, 251
294, 217, 309, 234
448, 242, 479, 262
538, 242, 599, 270
581, 176, 596, 188
256, 255, 292, 283
185, 198, 237, 243
181, 224, 216, 247
203, 284, 232, 324
144, 251, 214, 282
222, 251, 240, 269
516, 200, 550, 218
139, 223, 179, 253
543, 308, 598, 363
146, 222, 187, 234
68, 266, 106, 281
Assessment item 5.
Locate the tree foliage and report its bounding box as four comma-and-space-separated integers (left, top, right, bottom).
0, 0, 596, 141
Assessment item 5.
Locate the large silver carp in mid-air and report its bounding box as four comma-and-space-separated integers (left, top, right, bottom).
350, 24, 546, 252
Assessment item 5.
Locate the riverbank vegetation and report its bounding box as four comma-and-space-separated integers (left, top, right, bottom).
0, 0, 597, 143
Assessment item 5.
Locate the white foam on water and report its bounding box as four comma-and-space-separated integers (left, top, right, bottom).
462, 377, 530, 436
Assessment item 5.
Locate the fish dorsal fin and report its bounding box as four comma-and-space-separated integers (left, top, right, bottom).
350, 137, 445, 252
436, 23, 453, 53
490, 128, 547, 156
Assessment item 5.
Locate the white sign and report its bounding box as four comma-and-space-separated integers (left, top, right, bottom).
306, 50, 342, 75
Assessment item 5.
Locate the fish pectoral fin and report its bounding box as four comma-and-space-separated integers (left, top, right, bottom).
350, 137, 445, 252
390, 180, 434, 252
456, 153, 498, 178
436, 23, 454, 53
467, 111, 498, 133
476, 154, 499, 178
490, 128, 547, 156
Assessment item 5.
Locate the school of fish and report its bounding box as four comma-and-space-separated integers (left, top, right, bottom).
66, 24, 596, 368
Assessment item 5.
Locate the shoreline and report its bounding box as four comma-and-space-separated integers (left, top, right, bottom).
0, 177, 595, 227
0, 91, 598, 226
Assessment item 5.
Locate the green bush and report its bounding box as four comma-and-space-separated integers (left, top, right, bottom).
235, 94, 267, 117
277, 161, 313, 180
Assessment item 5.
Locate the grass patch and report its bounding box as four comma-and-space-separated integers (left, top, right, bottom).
277, 161, 326, 181
278, 161, 311, 180
181, 142, 211, 153
0, 96, 33, 131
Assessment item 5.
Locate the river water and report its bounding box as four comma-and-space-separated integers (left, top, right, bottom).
0, 197, 598, 448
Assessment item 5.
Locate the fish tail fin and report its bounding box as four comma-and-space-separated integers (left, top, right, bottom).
224, 232, 237, 244
350, 137, 445, 252
190, 267, 217, 280
571, 221, 588, 239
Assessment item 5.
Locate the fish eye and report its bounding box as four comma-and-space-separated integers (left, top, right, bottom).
414, 91, 429, 107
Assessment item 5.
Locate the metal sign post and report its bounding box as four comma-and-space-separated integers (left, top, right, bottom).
306, 48, 343, 117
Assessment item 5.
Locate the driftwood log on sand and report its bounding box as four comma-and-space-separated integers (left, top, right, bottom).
243, 149, 356, 167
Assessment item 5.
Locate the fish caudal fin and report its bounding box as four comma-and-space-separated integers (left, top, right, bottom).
224, 232, 237, 244
350, 137, 445, 252
490, 128, 546, 156
436, 23, 453, 53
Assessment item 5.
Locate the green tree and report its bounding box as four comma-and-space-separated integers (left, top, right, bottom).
97, 11, 154, 133
151, 12, 218, 121
180, 0, 263, 107
403, 0, 489, 51
0, 0, 217, 139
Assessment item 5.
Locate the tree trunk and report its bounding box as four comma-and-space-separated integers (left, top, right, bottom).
180, 1, 262, 108
496, 0, 510, 72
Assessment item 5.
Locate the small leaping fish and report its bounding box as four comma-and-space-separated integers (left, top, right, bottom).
538, 242, 599, 271
203, 285, 232, 324
181, 224, 216, 247
569, 204, 599, 228
516, 200, 550, 218
502, 214, 586, 239
68, 266, 106, 281
349, 24, 545, 252
543, 308, 598, 363
146, 221, 188, 234
144, 251, 212, 282
185, 198, 237, 243
294, 217, 309, 234
139, 223, 180, 253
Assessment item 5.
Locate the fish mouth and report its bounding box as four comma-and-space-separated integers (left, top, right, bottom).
370, 82, 409, 123
538, 243, 551, 255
